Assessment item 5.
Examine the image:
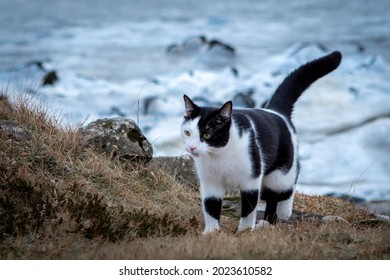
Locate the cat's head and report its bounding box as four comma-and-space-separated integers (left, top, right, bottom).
181, 95, 232, 157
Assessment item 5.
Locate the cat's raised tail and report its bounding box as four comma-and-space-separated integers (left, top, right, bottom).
265, 51, 342, 119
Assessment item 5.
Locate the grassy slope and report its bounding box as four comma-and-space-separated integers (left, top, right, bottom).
0, 94, 389, 259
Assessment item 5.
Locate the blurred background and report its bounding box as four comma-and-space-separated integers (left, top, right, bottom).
1, 0, 389, 204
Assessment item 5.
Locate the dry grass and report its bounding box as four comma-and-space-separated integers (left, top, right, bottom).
0, 93, 389, 260
86, 222, 389, 260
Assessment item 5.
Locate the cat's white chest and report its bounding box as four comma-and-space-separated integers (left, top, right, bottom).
193, 130, 255, 190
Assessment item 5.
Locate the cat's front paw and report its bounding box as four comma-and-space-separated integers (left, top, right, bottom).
237, 224, 255, 232
203, 226, 220, 235
255, 220, 273, 228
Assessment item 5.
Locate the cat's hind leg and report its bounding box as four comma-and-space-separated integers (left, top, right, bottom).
261, 164, 297, 224
260, 187, 278, 224
238, 177, 262, 231
260, 187, 294, 224
276, 189, 295, 220
238, 189, 260, 231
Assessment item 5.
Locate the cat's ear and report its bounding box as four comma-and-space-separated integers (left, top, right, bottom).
218, 101, 233, 120
183, 94, 198, 118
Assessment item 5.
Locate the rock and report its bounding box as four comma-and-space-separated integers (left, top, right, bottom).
26, 61, 59, 86
207, 39, 235, 55
166, 35, 207, 54
230, 66, 239, 77
142, 96, 158, 115
79, 118, 153, 162
149, 155, 197, 187
322, 215, 351, 224
374, 214, 390, 222
0, 120, 30, 141
42, 70, 58, 86
109, 106, 126, 117
233, 88, 256, 108
166, 35, 235, 67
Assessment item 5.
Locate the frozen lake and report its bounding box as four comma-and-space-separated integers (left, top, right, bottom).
1, 0, 390, 202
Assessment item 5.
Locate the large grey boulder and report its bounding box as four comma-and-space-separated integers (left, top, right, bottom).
79, 118, 153, 162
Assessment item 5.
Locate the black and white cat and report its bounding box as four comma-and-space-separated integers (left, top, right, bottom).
181, 51, 342, 234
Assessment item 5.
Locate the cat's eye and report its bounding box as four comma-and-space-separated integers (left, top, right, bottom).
184, 130, 191, 137
203, 133, 212, 140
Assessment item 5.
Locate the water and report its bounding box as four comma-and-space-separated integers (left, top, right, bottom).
1, 0, 389, 81
1, 0, 390, 201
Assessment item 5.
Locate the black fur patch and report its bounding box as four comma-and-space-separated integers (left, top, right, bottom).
295, 160, 300, 183
241, 190, 259, 218
197, 108, 231, 148
264, 199, 278, 224
204, 197, 223, 220
233, 113, 252, 137
183, 95, 201, 121
260, 187, 293, 224
260, 187, 293, 203
248, 131, 261, 178
232, 110, 295, 178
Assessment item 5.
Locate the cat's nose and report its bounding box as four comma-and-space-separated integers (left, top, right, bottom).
189, 145, 197, 152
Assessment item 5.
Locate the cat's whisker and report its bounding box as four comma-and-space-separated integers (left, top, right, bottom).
205, 152, 220, 172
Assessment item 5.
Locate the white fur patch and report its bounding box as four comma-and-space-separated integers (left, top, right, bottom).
276, 195, 294, 220
255, 220, 272, 228
238, 212, 257, 231
203, 213, 220, 235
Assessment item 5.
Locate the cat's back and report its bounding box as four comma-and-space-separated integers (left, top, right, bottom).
231, 107, 296, 175
232, 107, 291, 138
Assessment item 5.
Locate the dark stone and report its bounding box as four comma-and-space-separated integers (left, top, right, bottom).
166, 35, 207, 54
166, 35, 235, 56
142, 96, 158, 115
109, 107, 126, 117
42, 71, 58, 85
207, 39, 235, 55
233, 88, 256, 108
26, 61, 59, 86
348, 86, 359, 96
230, 66, 239, 77
166, 43, 180, 53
